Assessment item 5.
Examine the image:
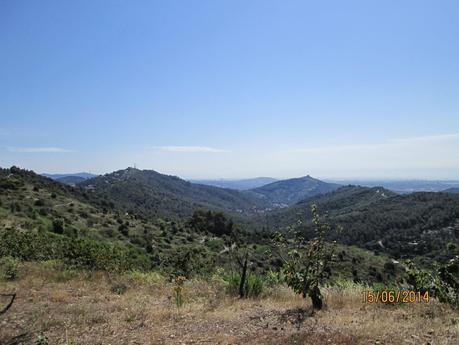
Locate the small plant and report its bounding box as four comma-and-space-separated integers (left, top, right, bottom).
245, 273, 264, 298
34, 334, 49, 345
64, 341, 77, 345
111, 282, 128, 295
173, 275, 186, 310
127, 270, 163, 285
0, 256, 20, 280
224, 272, 264, 298
272, 204, 336, 310
265, 269, 284, 287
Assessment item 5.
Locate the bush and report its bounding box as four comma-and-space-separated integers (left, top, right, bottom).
406, 258, 459, 309
246, 273, 264, 298
225, 272, 263, 298
161, 245, 215, 278
34, 334, 49, 345
265, 269, 284, 287
0, 228, 152, 272
52, 218, 65, 234
0, 256, 20, 280
126, 270, 163, 285
111, 282, 128, 295
34, 199, 45, 207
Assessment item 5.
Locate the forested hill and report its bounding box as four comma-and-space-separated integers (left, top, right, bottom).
78, 168, 272, 218
262, 186, 459, 261
247, 175, 340, 205
0, 166, 407, 284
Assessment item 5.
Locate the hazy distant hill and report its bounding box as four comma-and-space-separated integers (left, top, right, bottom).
79, 168, 271, 218
329, 179, 459, 193
42, 172, 97, 180
262, 185, 459, 260
443, 188, 459, 193
56, 175, 87, 186
248, 175, 340, 205
191, 177, 277, 190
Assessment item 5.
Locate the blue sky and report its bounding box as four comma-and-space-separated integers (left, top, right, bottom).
1, 0, 458, 179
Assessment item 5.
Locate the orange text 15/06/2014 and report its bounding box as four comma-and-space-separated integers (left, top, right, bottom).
362, 290, 430, 304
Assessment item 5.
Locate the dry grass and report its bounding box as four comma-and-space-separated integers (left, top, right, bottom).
1, 263, 458, 345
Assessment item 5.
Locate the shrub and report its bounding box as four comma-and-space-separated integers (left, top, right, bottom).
161, 245, 215, 278
111, 282, 128, 295
224, 272, 263, 298
34, 199, 45, 207
0, 256, 20, 280
265, 269, 284, 287
34, 334, 49, 345
52, 218, 65, 234
246, 273, 264, 298
0, 228, 152, 272
406, 257, 459, 309
126, 270, 163, 285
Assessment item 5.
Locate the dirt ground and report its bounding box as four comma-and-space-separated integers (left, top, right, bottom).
1, 266, 458, 345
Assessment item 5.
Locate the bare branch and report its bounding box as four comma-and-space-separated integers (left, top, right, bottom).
0, 293, 16, 315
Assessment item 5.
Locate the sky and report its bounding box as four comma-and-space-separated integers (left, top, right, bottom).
0, 0, 458, 179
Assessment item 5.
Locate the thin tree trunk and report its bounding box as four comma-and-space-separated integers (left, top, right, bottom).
239, 252, 248, 298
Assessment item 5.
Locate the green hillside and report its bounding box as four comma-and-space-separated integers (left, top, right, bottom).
0, 167, 402, 284
262, 186, 459, 262
79, 168, 272, 218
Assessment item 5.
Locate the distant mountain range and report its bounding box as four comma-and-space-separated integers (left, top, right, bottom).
328, 179, 459, 193
191, 177, 278, 190
42, 172, 97, 180
443, 188, 459, 193
41, 172, 98, 186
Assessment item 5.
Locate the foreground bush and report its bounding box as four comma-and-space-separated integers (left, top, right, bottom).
225, 272, 264, 298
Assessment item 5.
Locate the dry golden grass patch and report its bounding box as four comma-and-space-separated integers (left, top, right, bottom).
1, 264, 458, 345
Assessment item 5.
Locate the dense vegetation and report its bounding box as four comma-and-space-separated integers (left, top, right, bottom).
0, 167, 403, 285
78, 168, 272, 218
262, 186, 459, 263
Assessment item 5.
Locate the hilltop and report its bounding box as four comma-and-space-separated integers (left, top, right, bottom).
248, 175, 340, 206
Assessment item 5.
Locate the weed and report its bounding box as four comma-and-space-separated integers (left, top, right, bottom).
173, 275, 186, 309
34, 334, 49, 345
0, 256, 20, 280
111, 282, 128, 295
